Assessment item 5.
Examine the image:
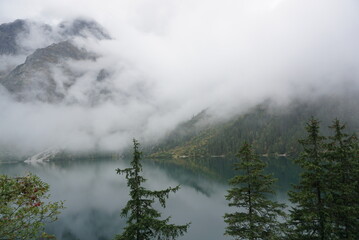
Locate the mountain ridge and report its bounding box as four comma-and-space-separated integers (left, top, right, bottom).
0, 41, 97, 102
0, 18, 110, 104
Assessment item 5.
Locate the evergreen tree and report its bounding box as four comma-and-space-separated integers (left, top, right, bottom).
325, 119, 359, 239
115, 139, 190, 240
288, 117, 330, 240
224, 142, 286, 240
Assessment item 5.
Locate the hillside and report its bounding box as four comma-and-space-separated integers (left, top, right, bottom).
150, 94, 359, 159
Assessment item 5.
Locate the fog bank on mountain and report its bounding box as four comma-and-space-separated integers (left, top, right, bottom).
0, 0, 359, 156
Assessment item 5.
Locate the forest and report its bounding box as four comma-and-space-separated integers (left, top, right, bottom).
150, 96, 359, 159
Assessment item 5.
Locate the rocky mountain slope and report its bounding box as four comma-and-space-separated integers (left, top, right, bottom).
0, 18, 116, 161
0, 18, 111, 104
0, 18, 110, 56
0, 19, 28, 55
1, 41, 97, 102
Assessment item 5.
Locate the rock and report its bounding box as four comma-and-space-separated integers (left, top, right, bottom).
0, 41, 97, 103
0, 19, 28, 55
58, 18, 111, 40
24, 148, 60, 163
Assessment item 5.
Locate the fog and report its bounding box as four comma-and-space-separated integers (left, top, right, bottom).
0, 0, 359, 155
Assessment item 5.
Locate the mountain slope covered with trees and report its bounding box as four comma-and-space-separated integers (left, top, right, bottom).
151, 94, 359, 159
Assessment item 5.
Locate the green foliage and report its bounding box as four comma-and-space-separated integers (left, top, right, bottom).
288, 117, 330, 240
325, 119, 359, 239
224, 143, 286, 240
115, 139, 190, 240
151, 106, 304, 158
288, 118, 359, 240
0, 173, 64, 240
151, 97, 359, 159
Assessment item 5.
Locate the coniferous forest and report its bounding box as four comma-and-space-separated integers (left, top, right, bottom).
149, 96, 359, 159
223, 118, 359, 240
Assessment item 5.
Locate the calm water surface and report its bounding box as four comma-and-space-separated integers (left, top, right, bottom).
0, 157, 298, 240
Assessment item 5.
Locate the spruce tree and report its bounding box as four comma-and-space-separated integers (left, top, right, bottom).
115, 139, 190, 240
288, 117, 330, 240
224, 142, 286, 240
326, 119, 359, 239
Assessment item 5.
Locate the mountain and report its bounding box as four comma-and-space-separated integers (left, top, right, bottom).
0, 18, 111, 104
0, 19, 28, 55
0, 18, 110, 56
0, 41, 97, 102
150, 94, 359, 159
0, 18, 119, 161
58, 19, 111, 40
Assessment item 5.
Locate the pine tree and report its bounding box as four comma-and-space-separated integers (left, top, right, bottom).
224, 142, 286, 240
326, 119, 359, 239
288, 117, 330, 240
115, 139, 190, 240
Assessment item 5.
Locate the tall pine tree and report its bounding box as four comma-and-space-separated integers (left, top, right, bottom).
326, 119, 359, 239
288, 117, 330, 240
224, 142, 286, 240
115, 139, 190, 240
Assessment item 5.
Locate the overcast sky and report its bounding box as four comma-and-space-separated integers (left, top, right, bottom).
1, 0, 359, 154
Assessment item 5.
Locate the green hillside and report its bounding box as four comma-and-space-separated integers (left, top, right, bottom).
150, 95, 359, 159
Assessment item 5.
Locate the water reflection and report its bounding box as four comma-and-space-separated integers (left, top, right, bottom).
0, 157, 298, 240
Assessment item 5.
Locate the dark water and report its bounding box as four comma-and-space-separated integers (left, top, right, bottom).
0, 157, 298, 240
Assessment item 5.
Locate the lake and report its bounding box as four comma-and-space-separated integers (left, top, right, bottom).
0, 157, 298, 240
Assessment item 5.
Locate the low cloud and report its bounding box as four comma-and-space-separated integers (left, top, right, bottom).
0, 0, 359, 154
